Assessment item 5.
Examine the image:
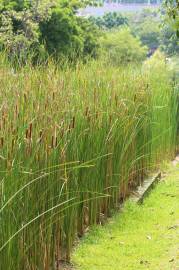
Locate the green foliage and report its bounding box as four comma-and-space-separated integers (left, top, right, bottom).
165, 0, 179, 36
0, 1, 53, 62
40, 6, 84, 59
0, 0, 99, 11
0, 0, 100, 62
160, 24, 179, 55
79, 17, 101, 58
128, 9, 161, 53
40, 5, 100, 60
133, 19, 160, 51
0, 0, 30, 11
100, 28, 147, 65
90, 12, 128, 29
128, 8, 179, 56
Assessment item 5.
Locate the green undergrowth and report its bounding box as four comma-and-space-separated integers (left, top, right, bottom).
72, 164, 179, 270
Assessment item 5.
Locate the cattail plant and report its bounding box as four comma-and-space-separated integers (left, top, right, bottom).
0, 52, 178, 270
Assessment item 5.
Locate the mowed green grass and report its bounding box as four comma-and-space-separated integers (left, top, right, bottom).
72, 165, 179, 270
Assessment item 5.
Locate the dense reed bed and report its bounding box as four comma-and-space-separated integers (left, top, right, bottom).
0, 53, 178, 270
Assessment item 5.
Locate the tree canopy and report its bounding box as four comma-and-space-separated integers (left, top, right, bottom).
89, 12, 128, 29
165, 0, 179, 36
0, 0, 100, 62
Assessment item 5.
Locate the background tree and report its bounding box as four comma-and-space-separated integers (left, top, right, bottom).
0, 0, 100, 62
165, 0, 179, 36
100, 27, 147, 65
160, 24, 179, 55
0, 1, 52, 62
128, 9, 160, 54
89, 12, 128, 29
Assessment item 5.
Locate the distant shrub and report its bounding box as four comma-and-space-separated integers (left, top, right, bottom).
143, 50, 167, 72
133, 19, 160, 51
89, 12, 128, 29
128, 9, 160, 54
128, 8, 178, 57
160, 25, 179, 56
100, 27, 147, 65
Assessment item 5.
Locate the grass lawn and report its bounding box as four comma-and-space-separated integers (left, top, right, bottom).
72, 164, 179, 270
